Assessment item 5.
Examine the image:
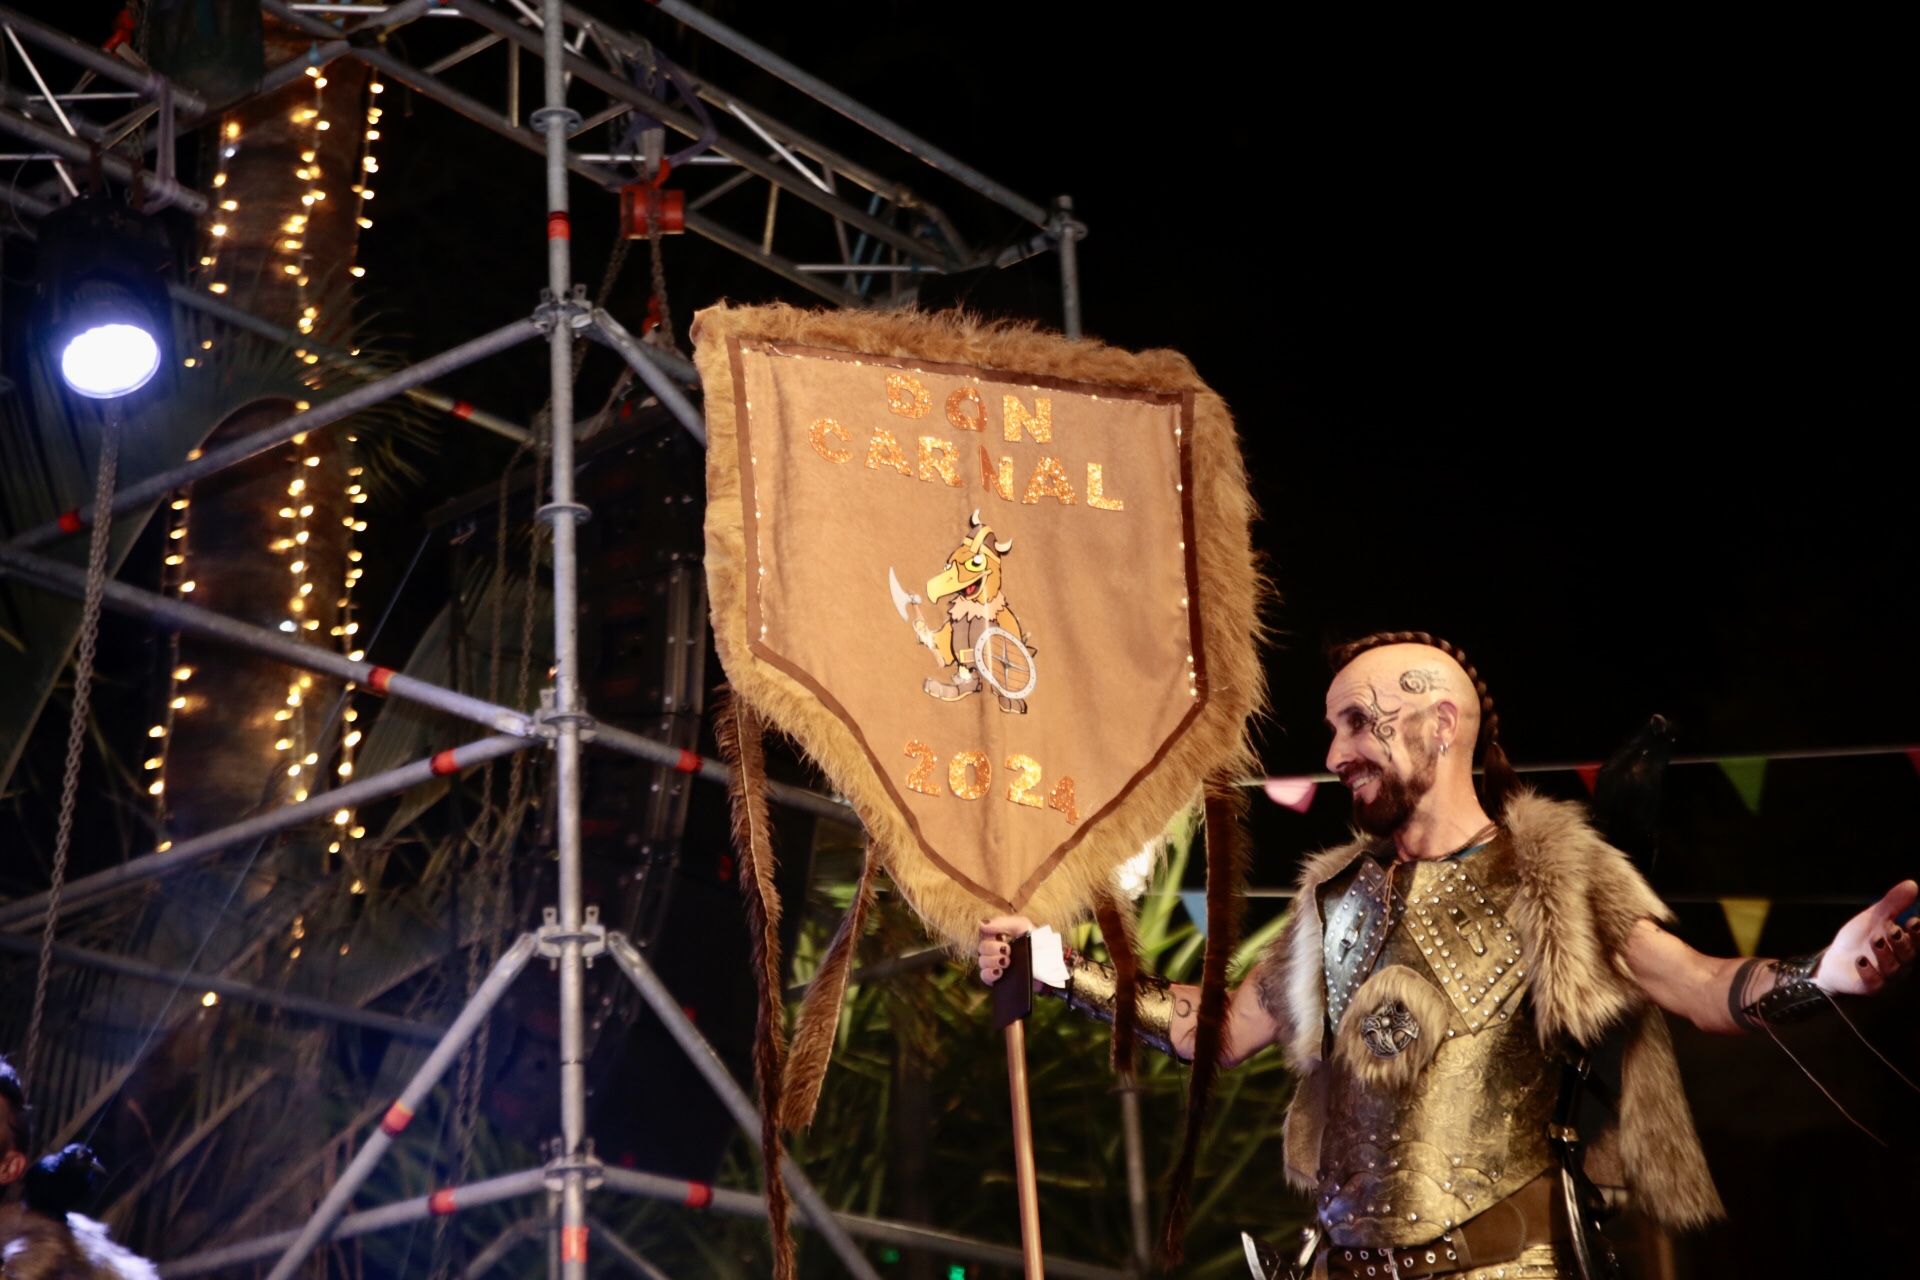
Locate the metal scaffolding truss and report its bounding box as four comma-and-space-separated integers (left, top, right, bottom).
0, 2, 1108, 1277
0, 0, 1083, 312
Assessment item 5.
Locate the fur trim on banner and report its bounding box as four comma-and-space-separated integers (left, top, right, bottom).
1264, 790, 1722, 1229
1331, 964, 1451, 1092
713, 686, 796, 1280
780, 843, 878, 1132
1091, 889, 1142, 1080
1160, 779, 1250, 1266
694, 303, 1268, 951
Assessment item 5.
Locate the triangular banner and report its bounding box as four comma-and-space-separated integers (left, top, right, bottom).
1717, 756, 1768, 813
1179, 890, 1209, 938
1263, 777, 1318, 812
1719, 897, 1771, 958
1574, 764, 1600, 795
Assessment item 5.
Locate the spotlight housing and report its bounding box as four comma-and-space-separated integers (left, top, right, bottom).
38, 196, 175, 401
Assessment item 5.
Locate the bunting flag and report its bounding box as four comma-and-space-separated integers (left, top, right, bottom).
1263, 776, 1318, 812
1717, 756, 1768, 813
1179, 889, 1209, 937
1719, 897, 1772, 957
1255, 744, 1920, 809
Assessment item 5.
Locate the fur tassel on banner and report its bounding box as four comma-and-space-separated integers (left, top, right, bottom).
1092, 889, 1143, 1081
713, 686, 796, 1280
779, 842, 878, 1132
1160, 779, 1250, 1267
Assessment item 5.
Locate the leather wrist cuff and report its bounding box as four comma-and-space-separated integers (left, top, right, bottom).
1732, 950, 1829, 1031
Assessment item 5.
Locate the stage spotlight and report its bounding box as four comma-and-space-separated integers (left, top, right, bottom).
38, 196, 175, 401
58, 307, 162, 399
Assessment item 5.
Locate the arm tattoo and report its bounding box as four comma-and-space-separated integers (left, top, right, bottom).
1174, 995, 1194, 1020
1398, 668, 1446, 695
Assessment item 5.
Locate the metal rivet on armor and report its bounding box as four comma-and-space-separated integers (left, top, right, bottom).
1446, 1029, 1456, 1037
1358, 1251, 1369, 1260
1451, 1157, 1462, 1166
1408, 1212, 1418, 1221
1447, 1251, 1457, 1261
1443, 1181, 1452, 1191
1343, 1252, 1353, 1261
1366, 1270, 1376, 1277
1426, 1252, 1438, 1265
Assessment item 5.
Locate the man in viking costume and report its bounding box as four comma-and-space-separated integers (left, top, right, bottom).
979, 634, 1916, 1279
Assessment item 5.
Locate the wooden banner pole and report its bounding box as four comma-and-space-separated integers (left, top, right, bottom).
1004, 1018, 1045, 1279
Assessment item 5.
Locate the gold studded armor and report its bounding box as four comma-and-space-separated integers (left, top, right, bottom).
1313, 835, 1560, 1252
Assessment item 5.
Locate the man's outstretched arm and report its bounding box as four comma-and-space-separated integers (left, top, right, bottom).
977, 915, 1287, 1065
1625, 879, 1916, 1033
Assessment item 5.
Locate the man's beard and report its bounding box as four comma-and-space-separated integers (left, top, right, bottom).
1353, 745, 1438, 837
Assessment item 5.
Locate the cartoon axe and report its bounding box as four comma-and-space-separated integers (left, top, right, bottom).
888, 567, 940, 656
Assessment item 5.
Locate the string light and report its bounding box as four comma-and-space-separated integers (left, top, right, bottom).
148, 478, 196, 841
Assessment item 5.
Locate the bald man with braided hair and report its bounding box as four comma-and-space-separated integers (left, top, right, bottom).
979, 634, 1915, 1279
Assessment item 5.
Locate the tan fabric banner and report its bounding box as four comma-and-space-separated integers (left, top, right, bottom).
697, 304, 1260, 947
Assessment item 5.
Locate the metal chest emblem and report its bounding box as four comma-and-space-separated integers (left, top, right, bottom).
1404, 860, 1527, 1032
1321, 857, 1395, 1029
1360, 999, 1421, 1058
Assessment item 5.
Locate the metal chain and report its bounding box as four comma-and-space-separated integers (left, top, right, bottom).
24, 413, 122, 1091
644, 182, 674, 348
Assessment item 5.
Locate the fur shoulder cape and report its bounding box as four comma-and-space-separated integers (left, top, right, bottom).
1264, 790, 1725, 1230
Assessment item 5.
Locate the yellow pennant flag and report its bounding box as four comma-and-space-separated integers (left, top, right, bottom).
1719, 897, 1771, 957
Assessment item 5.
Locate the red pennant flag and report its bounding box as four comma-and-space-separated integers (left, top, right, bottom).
1263, 777, 1318, 812
1574, 764, 1600, 795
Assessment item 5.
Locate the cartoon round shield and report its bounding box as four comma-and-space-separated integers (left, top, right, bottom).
977, 624, 1036, 700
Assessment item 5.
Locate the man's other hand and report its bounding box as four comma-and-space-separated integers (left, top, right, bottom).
1816, 879, 1918, 995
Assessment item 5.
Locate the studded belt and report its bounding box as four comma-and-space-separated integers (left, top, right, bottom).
1319, 1173, 1566, 1279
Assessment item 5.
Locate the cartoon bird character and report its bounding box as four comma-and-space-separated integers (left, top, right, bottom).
892, 510, 1036, 714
